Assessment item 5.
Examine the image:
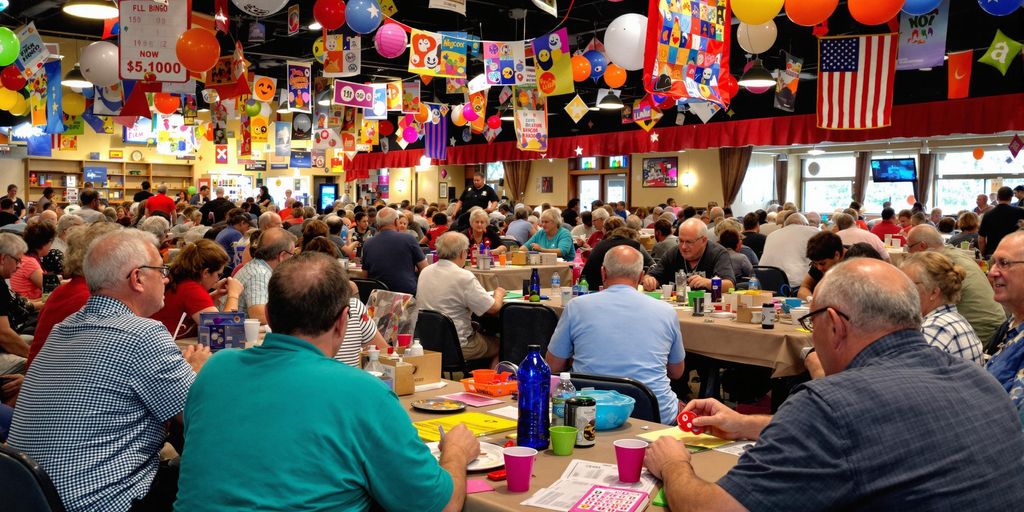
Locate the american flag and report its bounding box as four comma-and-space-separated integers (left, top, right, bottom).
817, 34, 898, 130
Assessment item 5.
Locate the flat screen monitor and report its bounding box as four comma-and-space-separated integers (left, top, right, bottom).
871, 158, 917, 182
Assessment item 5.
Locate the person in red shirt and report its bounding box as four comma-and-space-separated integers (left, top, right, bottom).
27, 222, 122, 369
870, 207, 906, 245
421, 212, 449, 250
145, 184, 177, 219
151, 239, 242, 339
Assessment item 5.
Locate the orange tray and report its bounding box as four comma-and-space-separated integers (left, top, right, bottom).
460, 378, 518, 397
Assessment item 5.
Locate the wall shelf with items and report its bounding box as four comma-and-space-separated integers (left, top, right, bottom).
24, 158, 194, 206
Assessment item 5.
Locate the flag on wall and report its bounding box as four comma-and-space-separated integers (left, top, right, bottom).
43, 60, 64, 134
424, 102, 447, 160
947, 50, 972, 99
817, 34, 897, 130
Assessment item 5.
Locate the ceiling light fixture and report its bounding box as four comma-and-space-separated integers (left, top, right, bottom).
737, 59, 775, 88
500, 115, 514, 121
598, 94, 624, 110
309, 22, 323, 31
61, 65, 92, 89
807, 148, 825, 156
62, 0, 119, 19
316, 90, 331, 107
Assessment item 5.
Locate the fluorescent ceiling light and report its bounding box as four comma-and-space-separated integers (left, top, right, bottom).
738, 60, 775, 88
807, 148, 825, 156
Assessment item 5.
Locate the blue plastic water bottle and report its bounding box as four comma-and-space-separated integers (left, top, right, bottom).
711, 276, 722, 302
749, 275, 760, 291
517, 345, 551, 450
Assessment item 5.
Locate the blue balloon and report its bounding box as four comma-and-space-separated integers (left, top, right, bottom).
902, 0, 943, 15
584, 50, 607, 82
346, 0, 383, 34
979, 0, 1023, 16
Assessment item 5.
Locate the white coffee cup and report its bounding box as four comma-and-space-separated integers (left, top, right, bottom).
884, 234, 893, 246
661, 284, 674, 300
244, 319, 260, 344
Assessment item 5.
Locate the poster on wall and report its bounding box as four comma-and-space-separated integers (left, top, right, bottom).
84, 166, 108, 186
641, 156, 678, 187
377, 174, 389, 200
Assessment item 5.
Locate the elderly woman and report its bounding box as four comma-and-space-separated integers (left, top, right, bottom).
584, 207, 611, 249
151, 239, 242, 339
580, 225, 653, 289
900, 252, 983, 363
949, 211, 980, 249
524, 207, 574, 259
463, 207, 506, 255
140, 215, 172, 260
11, 221, 56, 300
51, 214, 83, 257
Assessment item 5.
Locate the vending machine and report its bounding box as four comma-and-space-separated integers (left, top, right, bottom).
318, 183, 339, 213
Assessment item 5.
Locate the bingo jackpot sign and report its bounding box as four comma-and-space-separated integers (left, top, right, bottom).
119, 0, 191, 82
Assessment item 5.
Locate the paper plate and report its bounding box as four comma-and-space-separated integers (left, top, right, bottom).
710, 311, 736, 319
427, 441, 505, 471
410, 398, 466, 413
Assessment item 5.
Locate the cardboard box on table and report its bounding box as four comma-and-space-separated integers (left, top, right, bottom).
510, 251, 528, 265
361, 349, 442, 395
723, 291, 774, 312
539, 252, 557, 265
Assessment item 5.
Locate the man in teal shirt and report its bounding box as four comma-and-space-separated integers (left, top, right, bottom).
175, 252, 480, 511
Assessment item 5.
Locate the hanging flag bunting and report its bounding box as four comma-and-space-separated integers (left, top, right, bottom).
27, 70, 47, 126
251, 75, 277, 103
287, 61, 312, 112
817, 34, 898, 130
468, 90, 487, 134
103, 17, 121, 40
215, 144, 229, 164
215, 0, 229, 33
364, 84, 388, 120
429, 0, 466, 16
248, 21, 266, 43
274, 121, 291, 156
239, 115, 252, 158
643, 0, 732, 107
484, 41, 533, 85
1009, 134, 1023, 159
513, 85, 548, 152
401, 81, 421, 113
386, 81, 402, 110
564, 94, 588, 124
896, 3, 949, 70
380, 0, 398, 17
287, 4, 300, 35
532, 0, 556, 17
947, 50, 972, 99
212, 101, 228, 144
91, 82, 125, 116
424, 102, 447, 160
439, 32, 469, 79
532, 28, 574, 96
978, 29, 1021, 76
409, 30, 443, 76
320, 36, 361, 77
332, 79, 374, 108
42, 60, 63, 134
774, 52, 803, 112
689, 100, 721, 124
360, 119, 379, 145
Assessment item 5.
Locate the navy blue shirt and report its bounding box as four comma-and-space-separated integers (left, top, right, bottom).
362, 229, 426, 295
719, 329, 1024, 511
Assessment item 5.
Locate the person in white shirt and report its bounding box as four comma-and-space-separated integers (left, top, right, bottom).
416, 232, 504, 364
832, 213, 890, 261
759, 212, 820, 288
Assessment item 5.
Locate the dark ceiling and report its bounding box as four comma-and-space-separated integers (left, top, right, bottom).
2, 0, 1023, 145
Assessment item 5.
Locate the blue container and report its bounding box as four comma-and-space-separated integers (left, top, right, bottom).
517, 345, 551, 450
573, 389, 636, 430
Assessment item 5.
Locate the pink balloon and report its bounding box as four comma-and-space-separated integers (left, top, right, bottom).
402, 126, 417, 143
302, 92, 310, 102
374, 23, 408, 59
462, 102, 479, 122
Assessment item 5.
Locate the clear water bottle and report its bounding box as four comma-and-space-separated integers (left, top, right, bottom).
578, 275, 589, 295
551, 271, 561, 293
749, 275, 760, 291
364, 348, 385, 374
551, 372, 576, 427
517, 345, 551, 449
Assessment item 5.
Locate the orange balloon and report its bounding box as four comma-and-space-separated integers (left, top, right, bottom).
973, 148, 985, 160
153, 93, 179, 115
571, 55, 591, 82
604, 64, 627, 89
906, 195, 916, 206
847, 0, 902, 26
785, 0, 839, 27
176, 28, 220, 73
414, 103, 430, 123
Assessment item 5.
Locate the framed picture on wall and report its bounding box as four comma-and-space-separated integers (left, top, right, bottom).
642, 157, 678, 188
540, 176, 553, 193
439, 182, 448, 198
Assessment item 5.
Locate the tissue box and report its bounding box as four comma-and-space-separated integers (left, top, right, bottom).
198, 312, 247, 351
540, 252, 557, 265
735, 306, 760, 324
361, 350, 442, 394
511, 251, 528, 265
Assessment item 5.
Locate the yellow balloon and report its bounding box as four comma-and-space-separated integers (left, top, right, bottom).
9, 95, 28, 116
312, 37, 326, 64
732, 0, 784, 25
0, 87, 16, 110
62, 92, 86, 116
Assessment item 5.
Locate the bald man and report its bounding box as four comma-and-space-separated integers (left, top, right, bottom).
645, 258, 1024, 511
642, 218, 735, 293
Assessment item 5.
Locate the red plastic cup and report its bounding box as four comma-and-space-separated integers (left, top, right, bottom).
613, 439, 648, 483
397, 333, 412, 348
503, 446, 538, 492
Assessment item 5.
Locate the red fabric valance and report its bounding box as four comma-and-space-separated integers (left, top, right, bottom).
349, 93, 1024, 173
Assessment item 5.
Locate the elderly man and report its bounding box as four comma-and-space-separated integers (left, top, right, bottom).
832, 212, 889, 261
907, 225, 1006, 343
235, 227, 295, 325
975, 193, 994, 215
650, 219, 679, 262
548, 245, 685, 424
73, 188, 106, 223
759, 212, 820, 288
645, 259, 1024, 511
362, 207, 428, 294
417, 232, 505, 362
175, 252, 480, 511
0, 233, 29, 374
146, 184, 176, 218
9, 229, 210, 512
986, 232, 1024, 423
979, 186, 1024, 258
199, 187, 233, 226
257, 211, 282, 231
642, 218, 735, 293
870, 207, 905, 245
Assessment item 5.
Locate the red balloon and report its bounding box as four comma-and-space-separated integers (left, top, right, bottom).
176, 28, 220, 73
721, 74, 740, 97
487, 115, 501, 130
378, 120, 395, 137
0, 66, 25, 91
154, 93, 180, 115
314, 0, 347, 31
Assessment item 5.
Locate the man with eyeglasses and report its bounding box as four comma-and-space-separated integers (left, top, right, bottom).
0, 233, 29, 375
642, 218, 736, 293
985, 232, 1024, 422
644, 258, 1024, 511
9, 229, 211, 512
235, 227, 296, 325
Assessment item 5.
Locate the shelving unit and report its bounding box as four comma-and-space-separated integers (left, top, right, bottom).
25, 158, 194, 206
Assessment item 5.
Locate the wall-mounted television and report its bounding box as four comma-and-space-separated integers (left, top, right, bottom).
871, 158, 917, 182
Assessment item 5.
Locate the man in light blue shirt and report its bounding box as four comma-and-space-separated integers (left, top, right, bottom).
546, 245, 685, 424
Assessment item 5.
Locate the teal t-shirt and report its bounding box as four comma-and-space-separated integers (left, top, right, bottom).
175, 333, 453, 511
525, 227, 575, 259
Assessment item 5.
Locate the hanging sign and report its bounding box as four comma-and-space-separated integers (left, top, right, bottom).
532, 28, 574, 96
286, 61, 312, 112
16, 23, 49, 79
643, 0, 731, 107
333, 79, 374, 108
119, 0, 190, 82
896, 2, 950, 71
484, 41, 533, 85
513, 86, 548, 152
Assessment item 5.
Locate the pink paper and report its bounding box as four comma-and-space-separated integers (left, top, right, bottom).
466, 479, 494, 494
438, 392, 504, 407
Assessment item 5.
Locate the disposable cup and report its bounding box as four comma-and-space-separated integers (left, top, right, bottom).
549, 426, 578, 456
397, 333, 412, 348
661, 284, 674, 300
560, 286, 573, 304
503, 446, 538, 492
613, 439, 648, 483
244, 319, 260, 344
472, 369, 497, 384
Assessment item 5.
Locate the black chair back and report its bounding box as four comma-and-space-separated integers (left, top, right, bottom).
569, 373, 662, 424
414, 309, 469, 378
0, 445, 67, 512
500, 237, 520, 251
752, 265, 792, 296
499, 303, 559, 365
351, 278, 389, 304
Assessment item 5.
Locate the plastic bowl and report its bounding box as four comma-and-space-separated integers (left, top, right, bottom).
574, 389, 635, 430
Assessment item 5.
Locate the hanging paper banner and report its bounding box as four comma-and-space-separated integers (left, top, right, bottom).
287, 4, 300, 35
896, 2, 949, 70
978, 29, 1021, 76
632, 98, 653, 122
28, 71, 46, 126
286, 61, 312, 112
364, 84, 388, 120
483, 41, 533, 85
238, 115, 252, 157
439, 32, 469, 79
182, 95, 197, 125
327, 105, 344, 127
119, 0, 190, 82
532, 28, 574, 96
292, 112, 312, 140
64, 115, 84, 135
205, 56, 235, 87
947, 50, 972, 100
424, 102, 448, 160
380, 0, 398, 16
643, 0, 731, 108
329, 149, 345, 174
401, 81, 421, 113
513, 86, 548, 152
386, 81, 403, 110
250, 116, 269, 143
409, 30, 443, 76
212, 101, 228, 144
360, 119, 379, 145
563, 94, 588, 124
689, 100, 721, 124
532, 0, 556, 17
342, 107, 360, 133
16, 23, 49, 79
321, 36, 361, 77
251, 75, 277, 102
429, 0, 466, 15
774, 52, 802, 113
215, 144, 229, 164
43, 60, 63, 134
333, 79, 374, 108
468, 90, 487, 134
215, 0, 229, 33
446, 78, 468, 94
274, 121, 291, 156
314, 126, 342, 151
92, 83, 125, 116
154, 114, 197, 156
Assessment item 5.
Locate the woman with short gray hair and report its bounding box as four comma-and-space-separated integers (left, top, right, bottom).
524, 207, 574, 259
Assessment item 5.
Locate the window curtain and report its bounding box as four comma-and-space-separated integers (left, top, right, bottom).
853, 151, 872, 205
503, 160, 531, 205
775, 156, 788, 204
719, 146, 753, 206
916, 153, 935, 207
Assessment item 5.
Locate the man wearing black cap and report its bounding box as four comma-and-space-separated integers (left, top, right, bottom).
1013, 185, 1024, 207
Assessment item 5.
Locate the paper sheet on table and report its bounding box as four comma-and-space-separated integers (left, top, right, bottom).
713, 441, 756, 457
487, 405, 520, 420
637, 427, 733, 449
504, 291, 524, 299
520, 460, 657, 511
413, 412, 517, 442
438, 392, 504, 407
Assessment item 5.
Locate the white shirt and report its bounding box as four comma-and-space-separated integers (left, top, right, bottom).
837, 227, 891, 261
760, 223, 781, 236
416, 260, 495, 343
759, 225, 821, 287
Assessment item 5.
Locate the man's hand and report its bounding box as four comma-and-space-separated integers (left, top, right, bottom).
642, 276, 659, 291
493, 287, 507, 299
439, 424, 481, 465
687, 275, 711, 290
181, 344, 212, 373
1, 373, 24, 403
682, 398, 759, 441
644, 436, 691, 481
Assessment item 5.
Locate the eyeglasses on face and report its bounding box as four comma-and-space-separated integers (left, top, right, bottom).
990, 258, 1024, 271
797, 306, 850, 331
679, 236, 706, 246
130, 265, 171, 279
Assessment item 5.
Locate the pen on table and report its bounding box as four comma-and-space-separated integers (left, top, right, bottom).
438, 425, 446, 441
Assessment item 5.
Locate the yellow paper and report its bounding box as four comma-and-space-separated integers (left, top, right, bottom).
637, 427, 733, 449
414, 412, 517, 442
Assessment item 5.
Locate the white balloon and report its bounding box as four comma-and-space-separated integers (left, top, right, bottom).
231, 0, 288, 17
259, 101, 271, 117
79, 41, 120, 87
737, 21, 778, 55
603, 13, 648, 71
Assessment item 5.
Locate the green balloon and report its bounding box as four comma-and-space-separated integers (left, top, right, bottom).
188, 186, 197, 195
0, 27, 19, 67
244, 100, 261, 117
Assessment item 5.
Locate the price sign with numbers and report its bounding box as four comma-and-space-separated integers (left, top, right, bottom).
119, 0, 191, 82
332, 79, 374, 109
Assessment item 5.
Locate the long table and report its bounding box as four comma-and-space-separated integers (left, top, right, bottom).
401, 380, 739, 512
347, 262, 574, 292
